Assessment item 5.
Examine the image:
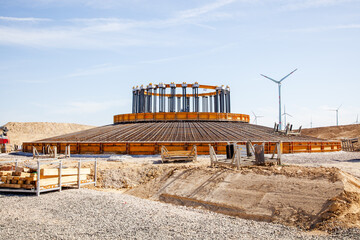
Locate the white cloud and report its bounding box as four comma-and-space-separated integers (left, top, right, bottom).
280, 0, 357, 11
65, 63, 133, 78
0, 0, 241, 49
289, 24, 360, 32
177, 0, 237, 19
0, 25, 154, 49
0, 16, 51, 22
48, 100, 129, 115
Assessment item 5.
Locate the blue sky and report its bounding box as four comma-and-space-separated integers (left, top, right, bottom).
1, 0, 360, 128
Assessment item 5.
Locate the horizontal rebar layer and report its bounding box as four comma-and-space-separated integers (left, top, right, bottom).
114, 112, 250, 124
22, 121, 341, 155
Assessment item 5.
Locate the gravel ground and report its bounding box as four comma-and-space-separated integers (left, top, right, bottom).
1, 152, 360, 239
280, 151, 360, 178
0, 189, 359, 240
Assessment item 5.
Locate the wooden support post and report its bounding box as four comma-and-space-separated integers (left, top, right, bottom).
246, 141, 252, 157
100, 143, 103, 154
94, 159, 97, 187
59, 160, 62, 192
78, 160, 81, 189
54, 146, 57, 159
36, 160, 40, 196
254, 144, 265, 165
277, 141, 282, 165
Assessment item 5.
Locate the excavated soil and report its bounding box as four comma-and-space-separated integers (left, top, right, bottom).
91, 160, 360, 232
3, 122, 94, 147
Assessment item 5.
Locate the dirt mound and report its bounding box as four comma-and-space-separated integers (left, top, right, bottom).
3, 122, 95, 146
302, 124, 360, 140
111, 164, 360, 232
87, 158, 360, 232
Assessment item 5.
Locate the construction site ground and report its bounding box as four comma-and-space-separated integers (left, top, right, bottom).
1, 151, 360, 239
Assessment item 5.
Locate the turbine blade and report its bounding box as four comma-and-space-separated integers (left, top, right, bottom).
280, 68, 298, 82
337, 104, 342, 110
260, 74, 279, 83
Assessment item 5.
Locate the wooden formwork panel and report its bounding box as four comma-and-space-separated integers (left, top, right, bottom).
208, 113, 218, 120
165, 113, 176, 120
129, 114, 136, 121
198, 113, 210, 120
102, 143, 127, 154
113, 112, 250, 123
176, 112, 188, 120
78, 144, 101, 154
22, 140, 341, 155
155, 113, 166, 120
187, 113, 198, 120
129, 144, 155, 154
144, 113, 154, 120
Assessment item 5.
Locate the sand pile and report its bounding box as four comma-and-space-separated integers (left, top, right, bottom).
94, 161, 360, 232
3, 122, 94, 146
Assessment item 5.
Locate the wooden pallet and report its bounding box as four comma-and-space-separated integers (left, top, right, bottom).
161, 145, 197, 163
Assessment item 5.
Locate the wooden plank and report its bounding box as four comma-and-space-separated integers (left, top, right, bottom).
40, 175, 87, 187
0, 171, 13, 177
40, 168, 91, 176
21, 184, 35, 189
14, 172, 33, 177
0, 183, 21, 188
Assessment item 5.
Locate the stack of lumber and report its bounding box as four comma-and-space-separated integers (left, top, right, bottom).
0, 166, 91, 190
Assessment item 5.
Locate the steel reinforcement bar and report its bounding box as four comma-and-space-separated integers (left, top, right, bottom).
23, 141, 341, 155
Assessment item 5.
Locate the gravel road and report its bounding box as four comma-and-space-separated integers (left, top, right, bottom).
0, 189, 359, 240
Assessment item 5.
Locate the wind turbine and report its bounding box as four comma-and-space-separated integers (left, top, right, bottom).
354, 115, 359, 124
282, 105, 293, 128
329, 104, 342, 126
260, 68, 297, 130
252, 111, 263, 125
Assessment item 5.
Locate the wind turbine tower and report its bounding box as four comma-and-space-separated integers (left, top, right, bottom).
282, 105, 293, 127
330, 104, 342, 126
261, 69, 297, 130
